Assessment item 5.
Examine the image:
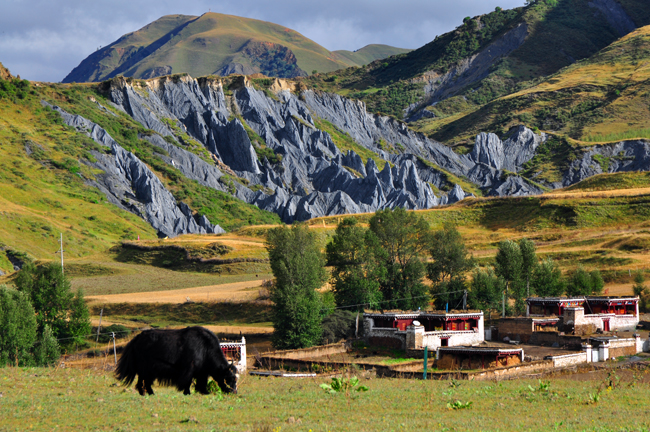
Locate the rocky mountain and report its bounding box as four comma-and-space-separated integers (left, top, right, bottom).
62, 13, 410, 83
39, 72, 650, 237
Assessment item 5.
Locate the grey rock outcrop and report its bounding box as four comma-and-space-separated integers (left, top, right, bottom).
46, 103, 225, 237
405, 23, 529, 119
563, 140, 650, 186
588, 0, 636, 37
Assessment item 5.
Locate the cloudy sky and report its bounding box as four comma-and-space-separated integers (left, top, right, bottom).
0, 0, 525, 82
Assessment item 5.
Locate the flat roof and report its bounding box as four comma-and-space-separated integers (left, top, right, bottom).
364, 310, 483, 318
438, 346, 523, 355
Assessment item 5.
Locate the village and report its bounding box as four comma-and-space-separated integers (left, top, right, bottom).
236, 295, 649, 381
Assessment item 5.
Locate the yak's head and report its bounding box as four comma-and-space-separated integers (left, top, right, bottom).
224, 361, 239, 394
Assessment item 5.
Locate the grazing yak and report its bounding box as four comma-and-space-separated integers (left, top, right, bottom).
115, 326, 239, 395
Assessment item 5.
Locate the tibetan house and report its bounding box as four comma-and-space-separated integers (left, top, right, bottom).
363, 310, 484, 350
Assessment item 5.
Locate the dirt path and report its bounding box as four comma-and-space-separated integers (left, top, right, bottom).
87, 279, 266, 304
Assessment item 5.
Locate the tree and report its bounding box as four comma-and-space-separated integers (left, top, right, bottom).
428, 223, 473, 309
15, 262, 91, 343
633, 271, 648, 311
518, 238, 537, 298
369, 208, 431, 309
33, 325, 60, 367
326, 218, 384, 310
494, 240, 523, 315
266, 224, 328, 349
566, 267, 604, 296
68, 290, 92, 345
531, 258, 565, 297
468, 267, 505, 312
0, 285, 37, 366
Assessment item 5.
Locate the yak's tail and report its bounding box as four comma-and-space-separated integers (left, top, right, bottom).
114, 336, 138, 386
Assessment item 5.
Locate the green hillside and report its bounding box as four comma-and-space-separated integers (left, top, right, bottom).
0, 70, 279, 272
63, 13, 409, 83
427, 24, 650, 145
305, 0, 650, 122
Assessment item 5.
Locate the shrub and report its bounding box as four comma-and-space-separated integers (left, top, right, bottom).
321, 310, 357, 344
0, 285, 38, 366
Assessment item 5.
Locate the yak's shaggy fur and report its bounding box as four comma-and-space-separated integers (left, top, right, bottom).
115, 326, 239, 395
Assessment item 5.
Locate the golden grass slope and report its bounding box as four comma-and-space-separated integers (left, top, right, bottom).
63, 13, 409, 83
428, 24, 650, 144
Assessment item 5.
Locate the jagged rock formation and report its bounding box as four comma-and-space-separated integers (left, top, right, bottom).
105, 76, 484, 222
563, 140, 650, 186
43, 102, 225, 237
49, 74, 650, 229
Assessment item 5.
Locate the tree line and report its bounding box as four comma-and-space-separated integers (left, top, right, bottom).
266, 208, 643, 349
0, 263, 91, 367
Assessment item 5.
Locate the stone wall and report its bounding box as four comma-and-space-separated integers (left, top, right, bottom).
529, 331, 584, 349
546, 352, 588, 368
498, 318, 534, 342
436, 352, 520, 370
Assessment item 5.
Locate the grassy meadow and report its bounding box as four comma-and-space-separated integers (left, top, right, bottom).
1, 365, 650, 431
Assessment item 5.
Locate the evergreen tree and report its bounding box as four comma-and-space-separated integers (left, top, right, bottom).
68, 290, 92, 345
369, 208, 431, 310
0, 285, 37, 366
33, 325, 60, 367
428, 223, 473, 309
15, 262, 91, 344
531, 258, 566, 297
326, 218, 384, 310
266, 224, 327, 349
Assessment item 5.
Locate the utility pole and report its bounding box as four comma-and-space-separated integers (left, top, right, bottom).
502, 291, 505, 318
55, 233, 64, 275
96, 308, 104, 343
463, 290, 467, 310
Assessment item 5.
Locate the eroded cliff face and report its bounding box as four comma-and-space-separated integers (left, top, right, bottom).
51, 74, 650, 234
44, 101, 225, 238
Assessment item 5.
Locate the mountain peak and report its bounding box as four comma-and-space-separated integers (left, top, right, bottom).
62, 13, 410, 83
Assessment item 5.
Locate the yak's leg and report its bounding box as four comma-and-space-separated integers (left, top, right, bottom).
177, 365, 196, 395
195, 373, 209, 395
145, 378, 155, 395
216, 375, 232, 394
135, 377, 146, 396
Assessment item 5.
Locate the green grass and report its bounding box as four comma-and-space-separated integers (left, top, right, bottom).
564, 172, 650, 193
1, 367, 649, 431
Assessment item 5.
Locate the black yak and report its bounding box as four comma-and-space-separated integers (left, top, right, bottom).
115, 326, 239, 395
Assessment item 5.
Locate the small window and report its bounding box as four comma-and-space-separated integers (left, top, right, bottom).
441, 338, 449, 347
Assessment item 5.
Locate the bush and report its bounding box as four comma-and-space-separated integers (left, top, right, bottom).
0, 285, 38, 366
322, 310, 357, 344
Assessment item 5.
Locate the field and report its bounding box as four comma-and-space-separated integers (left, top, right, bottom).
1, 365, 650, 431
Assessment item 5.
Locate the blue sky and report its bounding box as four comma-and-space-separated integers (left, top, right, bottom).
0, 0, 525, 82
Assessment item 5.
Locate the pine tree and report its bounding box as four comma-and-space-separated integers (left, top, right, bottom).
0, 285, 37, 366
33, 325, 60, 367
